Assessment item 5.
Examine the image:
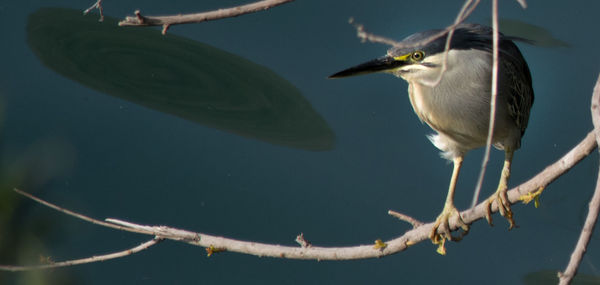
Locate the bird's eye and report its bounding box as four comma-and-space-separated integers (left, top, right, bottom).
411, 51, 425, 61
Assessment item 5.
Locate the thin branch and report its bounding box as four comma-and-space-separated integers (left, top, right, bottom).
118, 0, 294, 35
349, 18, 402, 47
352, 0, 479, 52
388, 210, 424, 228
350, 0, 480, 91
0, 237, 162, 271
516, 0, 528, 9
13, 189, 160, 236
83, 0, 104, 22
471, 0, 500, 207
3, 130, 596, 267
425, 0, 480, 88
558, 74, 600, 285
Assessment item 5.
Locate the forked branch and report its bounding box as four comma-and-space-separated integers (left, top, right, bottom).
558, 73, 600, 285
1, 120, 597, 270
117, 0, 294, 34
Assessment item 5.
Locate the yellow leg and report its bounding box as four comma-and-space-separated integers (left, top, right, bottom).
485, 149, 516, 229
430, 156, 470, 245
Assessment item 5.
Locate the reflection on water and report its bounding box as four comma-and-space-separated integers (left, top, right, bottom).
26, 8, 335, 151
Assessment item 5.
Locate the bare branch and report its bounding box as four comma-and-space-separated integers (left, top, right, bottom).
424, 0, 480, 88
83, 0, 104, 22
351, 0, 479, 52
105, 218, 201, 244
388, 210, 424, 228
13, 189, 161, 236
118, 0, 294, 35
348, 0, 481, 95
0, 238, 162, 271
2, 130, 596, 268
471, 0, 499, 207
106, 218, 402, 259
558, 74, 600, 285
349, 18, 402, 47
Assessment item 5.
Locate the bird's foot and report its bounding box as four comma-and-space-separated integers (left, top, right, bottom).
429, 204, 469, 255
485, 187, 516, 229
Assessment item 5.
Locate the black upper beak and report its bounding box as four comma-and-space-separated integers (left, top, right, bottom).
328, 56, 407, 78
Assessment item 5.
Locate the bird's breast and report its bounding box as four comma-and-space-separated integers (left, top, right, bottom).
407, 79, 493, 150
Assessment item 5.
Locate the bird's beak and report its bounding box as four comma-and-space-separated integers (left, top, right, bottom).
329, 55, 410, 78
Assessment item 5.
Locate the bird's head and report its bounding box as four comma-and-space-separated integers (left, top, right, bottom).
329, 24, 497, 84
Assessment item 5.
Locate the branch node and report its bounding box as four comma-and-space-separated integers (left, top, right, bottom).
135, 10, 145, 22
373, 239, 387, 251
206, 245, 227, 257
162, 24, 171, 35
295, 233, 311, 248
519, 186, 545, 208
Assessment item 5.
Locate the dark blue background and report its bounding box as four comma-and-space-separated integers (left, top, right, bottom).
1, 0, 599, 284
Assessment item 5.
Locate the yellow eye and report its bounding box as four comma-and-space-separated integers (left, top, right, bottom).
411, 51, 425, 61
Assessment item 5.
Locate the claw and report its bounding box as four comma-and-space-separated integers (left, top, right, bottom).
429, 204, 470, 250
484, 149, 518, 229
428, 156, 470, 254
485, 202, 493, 226
485, 188, 516, 230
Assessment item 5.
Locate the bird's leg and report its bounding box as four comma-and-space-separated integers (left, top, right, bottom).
430, 156, 470, 245
485, 149, 516, 229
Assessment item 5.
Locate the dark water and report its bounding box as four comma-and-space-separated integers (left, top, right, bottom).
1, 0, 599, 284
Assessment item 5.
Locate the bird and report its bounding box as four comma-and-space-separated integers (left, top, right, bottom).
329, 23, 534, 244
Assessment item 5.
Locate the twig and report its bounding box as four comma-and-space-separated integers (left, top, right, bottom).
83, 0, 104, 22
388, 210, 424, 228
350, 18, 402, 46
351, 0, 479, 53
471, 0, 530, 207
349, 0, 480, 92
471, 0, 500, 207
558, 74, 600, 285
295, 233, 311, 248
425, 0, 480, 88
516, 0, 528, 9
118, 0, 294, 35
0, 237, 162, 271
12, 189, 156, 236
3, 130, 596, 267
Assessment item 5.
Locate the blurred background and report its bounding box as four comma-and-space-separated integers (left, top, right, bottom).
1, 0, 599, 284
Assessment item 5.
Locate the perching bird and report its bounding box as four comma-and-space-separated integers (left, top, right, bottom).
329, 23, 533, 244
